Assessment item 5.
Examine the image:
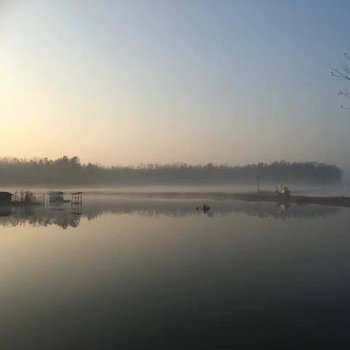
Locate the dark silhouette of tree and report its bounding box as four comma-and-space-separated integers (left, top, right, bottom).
330, 53, 350, 109
0, 156, 342, 186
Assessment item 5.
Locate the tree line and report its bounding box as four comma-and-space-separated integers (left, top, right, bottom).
0, 156, 342, 186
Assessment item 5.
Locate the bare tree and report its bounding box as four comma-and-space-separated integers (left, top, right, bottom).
330, 53, 350, 109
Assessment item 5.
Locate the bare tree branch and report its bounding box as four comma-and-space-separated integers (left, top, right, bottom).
329, 64, 350, 80
330, 52, 350, 109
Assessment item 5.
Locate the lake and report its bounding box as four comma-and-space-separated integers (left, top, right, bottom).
1, 194, 350, 349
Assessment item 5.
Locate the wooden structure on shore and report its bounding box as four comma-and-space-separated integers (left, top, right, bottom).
49, 191, 65, 203
0, 190, 84, 217
0, 192, 12, 204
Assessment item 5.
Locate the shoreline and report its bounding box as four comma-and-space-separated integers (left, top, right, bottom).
1, 191, 350, 208
90, 191, 350, 208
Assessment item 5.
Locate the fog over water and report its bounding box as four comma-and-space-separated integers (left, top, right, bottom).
2, 181, 350, 199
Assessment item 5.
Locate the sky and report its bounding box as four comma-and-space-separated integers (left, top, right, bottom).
0, 0, 350, 168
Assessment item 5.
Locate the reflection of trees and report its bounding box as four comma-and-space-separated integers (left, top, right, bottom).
79, 197, 340, 221
227, 202, 339, 220
0, 205, 81, 229
79, 198, 341, 220
0, 197, 340, 229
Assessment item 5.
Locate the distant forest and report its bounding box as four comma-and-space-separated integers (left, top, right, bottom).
0, 156, 342, 186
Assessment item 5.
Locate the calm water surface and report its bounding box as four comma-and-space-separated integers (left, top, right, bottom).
1, 195, 350, 349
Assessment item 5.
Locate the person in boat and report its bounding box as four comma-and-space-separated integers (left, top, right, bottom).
196, 204, 210, 212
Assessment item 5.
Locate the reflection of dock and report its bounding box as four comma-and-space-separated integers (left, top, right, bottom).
71, 192, 83, 215
0, 196, 341, 229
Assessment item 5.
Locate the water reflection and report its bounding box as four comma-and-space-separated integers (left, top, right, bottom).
0, 196, 340, 229
0, 204, 81, 229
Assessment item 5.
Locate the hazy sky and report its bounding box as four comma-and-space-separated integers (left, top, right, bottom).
1, 0, 349, 167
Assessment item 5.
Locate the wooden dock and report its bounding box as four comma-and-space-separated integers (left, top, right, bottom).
71, 192, 83, 205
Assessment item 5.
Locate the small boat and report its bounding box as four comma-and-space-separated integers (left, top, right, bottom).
275, 185, 290, 197
196, 204, 210, 212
